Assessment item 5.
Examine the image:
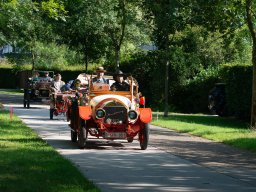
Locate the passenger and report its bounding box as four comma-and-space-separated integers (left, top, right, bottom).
62, 80, 74, 91
70, 79, 82, 90
110, 70, 130, 91
32, 71, 40, 81
92, 67, 109, 84
42, 71, 52, 82
51, 73, 65, 93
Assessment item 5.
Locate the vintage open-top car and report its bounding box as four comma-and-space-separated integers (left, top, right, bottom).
49, 74, 89, 120
67, 73, 152, 150
22, 70, 54, 108
49, 91, 73, 119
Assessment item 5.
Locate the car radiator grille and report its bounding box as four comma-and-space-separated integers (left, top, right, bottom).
103, 106, 127, 124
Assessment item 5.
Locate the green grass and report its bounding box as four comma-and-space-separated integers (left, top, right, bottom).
152, 113, 256, 153
0, 109, 100, 192
0, 89, 23, 95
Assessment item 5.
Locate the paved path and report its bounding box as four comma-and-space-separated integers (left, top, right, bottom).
1, 94, 256, 192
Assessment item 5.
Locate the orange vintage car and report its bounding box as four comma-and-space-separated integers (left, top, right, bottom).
67, 73, 152, 150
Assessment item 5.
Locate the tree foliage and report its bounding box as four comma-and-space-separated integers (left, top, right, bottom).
0, 0, 255, 120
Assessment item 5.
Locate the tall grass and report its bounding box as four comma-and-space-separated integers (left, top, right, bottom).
0, 109, 100, 192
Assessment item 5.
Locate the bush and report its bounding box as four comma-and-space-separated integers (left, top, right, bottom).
220, 64, 252, 120
0, 68, 17, 88
171, 67, 220, 113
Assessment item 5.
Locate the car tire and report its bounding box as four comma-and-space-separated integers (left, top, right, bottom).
71, 130, 77, 142
139, 123, 149, 150
78, 120, 88, 149
127, 137, 134, 143
27, 100, 30, 109
50, 109, 54, 120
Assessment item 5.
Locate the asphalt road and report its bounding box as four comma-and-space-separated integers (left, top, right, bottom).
2, 95, 256, 192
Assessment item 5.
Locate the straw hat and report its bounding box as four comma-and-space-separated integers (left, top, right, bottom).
96, 67, 106, 73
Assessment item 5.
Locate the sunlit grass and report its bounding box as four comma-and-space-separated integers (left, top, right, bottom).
152, 113, 256, 152
0, 89, 23, 95
0, 109, 100, 192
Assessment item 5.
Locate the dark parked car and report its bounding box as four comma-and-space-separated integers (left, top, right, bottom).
208, 83, 227, 116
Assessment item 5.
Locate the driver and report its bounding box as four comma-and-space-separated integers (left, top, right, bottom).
110, 70, 130, 91
41, 72, 52, 82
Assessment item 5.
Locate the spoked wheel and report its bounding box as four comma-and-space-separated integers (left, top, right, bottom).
24, 99, 30, 108
139, 123, 149, 150
78, 120, 88, 149
71, 130, 77, 142
50, 109, 54, 120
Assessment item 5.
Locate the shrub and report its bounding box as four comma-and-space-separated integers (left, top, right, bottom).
220, 63, 252, 120
171, 67, 220, 113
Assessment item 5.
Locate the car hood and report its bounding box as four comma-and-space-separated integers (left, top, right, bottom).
90, 94, 131, 109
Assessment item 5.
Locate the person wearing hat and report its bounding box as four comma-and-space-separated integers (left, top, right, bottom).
110, 70, 130, 91
92, 67, 109, 84
42, 71, 52, 82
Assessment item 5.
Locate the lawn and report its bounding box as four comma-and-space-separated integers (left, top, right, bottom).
151, 113, 256, 152
0, 89, 23, 95
0, 109, 100, 192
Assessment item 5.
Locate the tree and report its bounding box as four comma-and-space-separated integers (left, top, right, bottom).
92, 0, 149, 69
143, 0, 191, 116
245, 0, 256, 128
188, 0, 256, 127
57, 0, 149, 71
0, 0, 66, 69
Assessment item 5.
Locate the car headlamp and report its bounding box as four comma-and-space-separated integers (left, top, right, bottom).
96, 108, 106, 119
128, 110, 138, 120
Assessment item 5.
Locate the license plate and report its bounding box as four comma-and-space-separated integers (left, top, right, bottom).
103, 132, 126, 139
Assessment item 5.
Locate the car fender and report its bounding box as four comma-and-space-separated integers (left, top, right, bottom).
79, 106, 92, 120
139, 108, 152, 123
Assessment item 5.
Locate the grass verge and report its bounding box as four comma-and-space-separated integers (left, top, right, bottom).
151, 113, 256, 153
0, 109, 100, 192
0, 89, 23, 96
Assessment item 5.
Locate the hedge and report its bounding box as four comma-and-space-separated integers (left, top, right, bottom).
220, 64, 252, 120
0, 68, 94, 89
0, 64, 253, 121
0, 68, 17, 88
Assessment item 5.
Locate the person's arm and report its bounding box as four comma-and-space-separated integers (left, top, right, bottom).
110, 83, 117, 91
51, 82, 58, 92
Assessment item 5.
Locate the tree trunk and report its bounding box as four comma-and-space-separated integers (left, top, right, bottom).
245, 0, 256, 128
164, 60, 169, 117
251, 51, 256, 128
84, 37, 88, 72
115, 47, 120, 69
32, 51, 35, 71
85, 52, 88, 72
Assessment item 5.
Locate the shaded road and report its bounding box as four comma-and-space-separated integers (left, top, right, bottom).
1, 93, 256, 192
